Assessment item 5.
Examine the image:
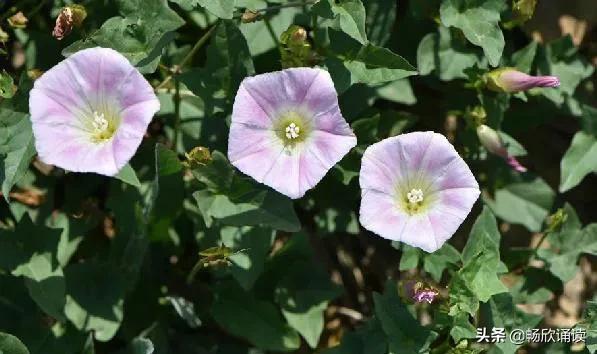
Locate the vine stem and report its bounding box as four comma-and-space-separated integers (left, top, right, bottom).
533, 232, 549, 255
233, 0, 317, 19
172, 75, 181, 149
154, 23, 218, 91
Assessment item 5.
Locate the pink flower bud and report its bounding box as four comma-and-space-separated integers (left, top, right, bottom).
485, 67, 560, 93
476, 125, 527, 172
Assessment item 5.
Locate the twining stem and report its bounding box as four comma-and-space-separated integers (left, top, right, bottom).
263, 18, 279, 47
533, 232, 549, 255
155, 23, 218, 90
186, 259, 203, 285
173, 75, 181, 149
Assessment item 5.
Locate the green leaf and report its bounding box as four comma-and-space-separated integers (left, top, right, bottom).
0, 332, 29, 354
559, 131, 597, 192
220, 226, 274, 290
144, 144, 184, 241
439, 0, 506, 66
46, 213, 97, 267
537, 206, 597, 282
64, 0, 184, 74
0, 70, 16, 98
166, 296, 202, 328
192, 152, 301, 232
17, 255, 66, 321
275, 262, 342, 348
398, 244, 421, 270
373, 281, 438, 354
511, 41, 537, 73
423, 243, 461, 282
450, 312, 477, 342
448, 273, 479, 316
579, 104, 597, 135
484, 293, 543, 354
459, 207, 508, 302
579, 301, 597, 353
326, 35, 417, 93
510, 267, 561, 304
536, 36, 594, 109
417, 26, 484, 80
0, 215, 66, 321
170, 0, 236, 18
119, 338, 155, 354
313, 0, 368, 44
114, 164, 141, 188
212, 281, 300, 351
322, 318, 387, 354
484, 177, 555, 232
64, 263, 125, 342
0, 109, 35, 201
181, 20, 254, 104
362, 0, 396, 45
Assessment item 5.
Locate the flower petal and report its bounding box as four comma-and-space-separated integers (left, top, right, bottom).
240, 67, 336, 119
359, 131, 480, 252
229, 68, 356, 199
30, 47, 159, 176
359, 189, 409, 240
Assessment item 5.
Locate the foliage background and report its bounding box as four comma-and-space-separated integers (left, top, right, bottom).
0, 0, 596, 353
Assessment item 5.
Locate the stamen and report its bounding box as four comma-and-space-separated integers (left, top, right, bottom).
92, 111, 108, 133
407, 188, 424, 204
285, 122, 300, 140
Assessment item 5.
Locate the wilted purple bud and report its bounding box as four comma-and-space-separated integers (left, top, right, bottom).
401, 280, 439, 304
476, 125, 527, 172
53, 5, 87, 40
413, 289, 440, 304
485, 68, 560, 93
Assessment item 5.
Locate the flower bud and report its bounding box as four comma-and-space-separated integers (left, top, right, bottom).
184, 146, 212, 168
476, 125, 527, 172
7, 12, 28, 29
53, 5, 87, 40
241, 9, 261, 23
509, 0, 537, 27
0, 27, 8, 44
546, 208, 567, 233
27, 69, 44, 80
280, 25, 314, 68
485, 67, 560, 93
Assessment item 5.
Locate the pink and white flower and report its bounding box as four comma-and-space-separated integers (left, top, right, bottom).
228, 67, 357, 199
29, 47, 159, 176
359, 132, 480, 252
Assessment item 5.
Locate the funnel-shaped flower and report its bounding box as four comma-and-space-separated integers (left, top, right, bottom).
228, 67, 357, 199
359, 132, 480, 252
485, 68, 560, 93
29, 47, 159, 176
476, 125, 527, 172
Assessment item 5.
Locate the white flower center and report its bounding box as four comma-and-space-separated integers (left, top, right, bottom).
92, 111, 108, 133
285, 122, 300, 140
406, 188, 424, 204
